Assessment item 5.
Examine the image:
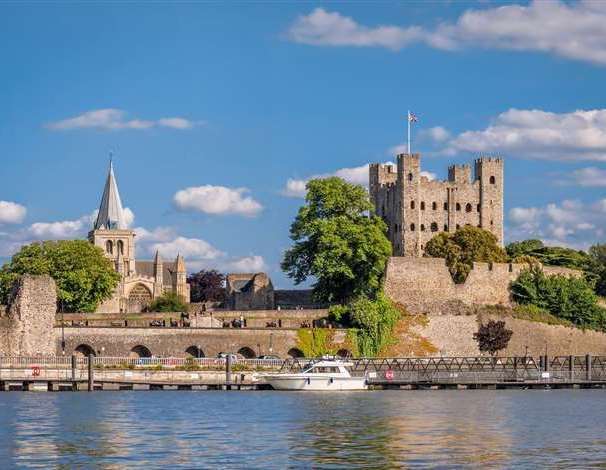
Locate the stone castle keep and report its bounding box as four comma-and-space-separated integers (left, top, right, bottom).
370, 153, 504, 256
90, 162, 190, 313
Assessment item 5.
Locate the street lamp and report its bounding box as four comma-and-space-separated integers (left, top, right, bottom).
269, 333, 273, 355
60, 299, 65, 355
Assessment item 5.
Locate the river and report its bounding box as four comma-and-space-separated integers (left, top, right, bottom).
0, 390, 604, 468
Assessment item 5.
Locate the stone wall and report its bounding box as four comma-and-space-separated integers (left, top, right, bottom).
408, 314, 606, 357
385, 257, 580, 315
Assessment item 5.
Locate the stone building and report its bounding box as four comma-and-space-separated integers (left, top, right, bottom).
369, 153, 503, 256
225, 273, 275, 310
89, 162, 190, 313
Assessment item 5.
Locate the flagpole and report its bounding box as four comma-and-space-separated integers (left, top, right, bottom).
407, 110, 411, 154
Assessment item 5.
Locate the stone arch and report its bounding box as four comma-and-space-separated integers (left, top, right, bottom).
127, 283, 153, 313
238, 347, 256, 358
337, 349, 352, 358
74, 344, 96, 357
465, 203, 472, 213
185, 346, 204, 358
130, 345, 152, 358
287, 348, 304, 358
106, 240, 113, 254
117, 240, 124, 255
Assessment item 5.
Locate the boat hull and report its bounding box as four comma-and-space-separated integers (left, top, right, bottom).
264, 375, 367, 391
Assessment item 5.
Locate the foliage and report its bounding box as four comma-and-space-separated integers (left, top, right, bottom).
511, 266, 606, 329
506, 239, 544, 259
281, 177, 392, 304
187, 269, 226, 303
425, 226, 508, 283
296, 328, 337, 357
506, 239, 591, 270
147, 292, 188, 312
0, 240, 120, 312
511, 304, 574, 328
473, 320, 513, 356
588, 243, 606, 297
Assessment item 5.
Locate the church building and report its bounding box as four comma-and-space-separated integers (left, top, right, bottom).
88, 162, 190, 313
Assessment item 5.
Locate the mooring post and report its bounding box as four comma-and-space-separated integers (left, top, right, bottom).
568, 355, 574, 381
513, 356, 518, 381
71, 355, 76, 381
544, 355, 549, 374
586, 354, 592, 382
87, 354, 94, 392
225, 355, 232, 390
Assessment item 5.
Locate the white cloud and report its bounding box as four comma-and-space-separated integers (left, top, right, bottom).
225, 255, 267, 272
288, 2, 606, 65
27, 219, 87, 239
150, 236, 224, 261
134, 226, 176, 243
445, 108, 606, 162
0, 201, 26, 224
282, 178, 309, 198
47, 109, 202, 131
508, 198, 606, 249
420, 126, 451, 143
174, 185, 263, 217
565, 167, 606, 187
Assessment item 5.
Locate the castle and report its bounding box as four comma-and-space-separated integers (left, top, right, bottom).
89, 162, 190, 313
369, 153, 504, 256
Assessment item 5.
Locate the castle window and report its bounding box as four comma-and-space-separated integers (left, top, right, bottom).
420, 201, 425, 210
465, 203, 472, 213
117, 240, 124, 255
106, 240, 113, 254
444, 224, 448, 231
410, 201, 415, 209
432, 202, 437, 210
444, 202, 448, 211
477, 204, 480, 212
420, 224, 425, 231
456, 203, 461, 211
430, 222, 438, 232
490, 176, 496, 184
410, 223, 415, 231
408, 172, 413, 181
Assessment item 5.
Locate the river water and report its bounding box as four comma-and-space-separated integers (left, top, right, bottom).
0, 390, 605, 468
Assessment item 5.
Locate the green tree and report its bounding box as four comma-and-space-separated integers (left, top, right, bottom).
506, 239, 544, 259
473, 320, 513, 356
588, 243, 606, 297
0, 240, 120, 312
281, 177, 392, 304
506, 239, 591, 270
425, 226, 508, 283
147, 292, 188, 312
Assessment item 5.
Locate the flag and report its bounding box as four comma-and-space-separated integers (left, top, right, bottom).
408, 111, 418, 123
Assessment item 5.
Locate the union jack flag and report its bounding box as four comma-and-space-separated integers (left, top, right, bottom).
408, 111, 418, 123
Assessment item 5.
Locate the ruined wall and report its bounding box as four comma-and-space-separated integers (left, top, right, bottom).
408, 314, 606, 357
385, 257, 580, 315
0, 275, 56, 356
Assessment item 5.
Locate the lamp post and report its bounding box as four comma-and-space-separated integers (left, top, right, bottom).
60, 299, 65, 355
269, 333, 273, 355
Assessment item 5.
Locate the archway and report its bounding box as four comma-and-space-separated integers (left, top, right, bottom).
287, 348, 304, 358
127, 283, 153, 313
185, 346, 204, 358
130, 345, 152, 358
74, 344, 96, 357
337, 349, 352, 358
237, 347, 256, 358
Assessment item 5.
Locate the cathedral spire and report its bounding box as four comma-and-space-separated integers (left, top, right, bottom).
94, 159, 126, 230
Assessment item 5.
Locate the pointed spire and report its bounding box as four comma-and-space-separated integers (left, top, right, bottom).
154, 250, 162, 264
176, 253, 185, 273
94, 158, 126, 230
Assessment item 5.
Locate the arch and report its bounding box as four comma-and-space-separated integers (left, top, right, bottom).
130, 345, 152, 358
74, 344, 96, 357
106, 240, 113, 254
287, 348, 305, 358
420, 201, 425, 210
408, 172, 413, 181
430, 222, 438, 232
410, 200, 415, 209
432, 202, 437, 211
238, 347, 256, 358
456, 203, 461, 211
410, 223, 415, 231
185, 346, 204, 358
420, 224, 425, 231
337, 349, 352, 358
128, 283, 153, 302
117, 240, 124, 255
465, 203, 472, 213
489, 175, 496, 184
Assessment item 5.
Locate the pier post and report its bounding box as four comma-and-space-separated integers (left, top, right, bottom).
87, 354, 94, 392
71, 355, 76, 381
544, 355, 549, 373
568, 355, 573, 381
586, 354, 592, 382
225, 355, 232, 390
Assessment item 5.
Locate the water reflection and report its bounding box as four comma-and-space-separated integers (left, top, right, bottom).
0, 390, 605, 468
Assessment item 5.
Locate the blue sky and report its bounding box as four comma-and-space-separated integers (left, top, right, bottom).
1, 1, 605, 287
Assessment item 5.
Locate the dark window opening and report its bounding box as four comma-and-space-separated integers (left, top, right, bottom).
456, 203, 461, 211
465, 203, 472, 213
408, 172, 413, 181
410, 200, 415, 209
420, 201, 425, 210
430, 222, 438, 232
410, 223, 415, 231
420, 224, 426, 231
432, 202, 437, 210
444, 202, 448, 211
489, 176, 496, 184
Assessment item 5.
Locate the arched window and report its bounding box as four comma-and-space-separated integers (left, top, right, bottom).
106, 240, 113, 254
420, 201, 425, 210
410, 200, 415, 209
117, 240, 124, 255
430, 222, 438, 232
410, 223, 415, 231
489, 176, 496, 184
420, 224, 426, 231
432, 202, 437, 210
444, 202, 448, 211
465, 203, 472, 213
456, 203, 461, 212
408, 172, 413, 181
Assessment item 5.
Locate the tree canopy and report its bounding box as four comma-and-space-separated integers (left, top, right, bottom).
187, 269, 226, 303
506, 239, 591, 270
147, 291, 188, 312
0, 240, 120, 312
425, 226, 508, 283
281, 177, 392, 304
473, 320, 513, 356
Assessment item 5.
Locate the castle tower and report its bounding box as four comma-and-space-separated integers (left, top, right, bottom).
153, 250, 164, 297
475, 157, 504, 246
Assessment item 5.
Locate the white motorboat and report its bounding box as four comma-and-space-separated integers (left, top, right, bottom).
260, 358, 368, 391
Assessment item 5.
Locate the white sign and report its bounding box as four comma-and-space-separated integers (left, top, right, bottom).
541, 372, 550, 379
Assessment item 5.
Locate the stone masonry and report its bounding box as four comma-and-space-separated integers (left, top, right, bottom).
370, 153, 503, 256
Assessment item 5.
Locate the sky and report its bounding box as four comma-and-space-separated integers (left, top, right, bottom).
1, 1, 605, 287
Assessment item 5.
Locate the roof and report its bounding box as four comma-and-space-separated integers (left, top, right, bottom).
135, 260, 179, 287
94, 161, 126, 230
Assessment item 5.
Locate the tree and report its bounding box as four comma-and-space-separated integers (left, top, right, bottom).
473, 320, 513, 356
147, 292, 188, 312
506, 239, 591, 270
0, 240, 120, 312
506, 239, 544, 259
187, 269, 226, 303
588, 243, 606, 297
281, 177, 392, 304
425, 226, 508, 283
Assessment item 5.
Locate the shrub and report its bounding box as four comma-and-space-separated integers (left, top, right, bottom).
147, 292, 188, 312
474, 320, 513, 356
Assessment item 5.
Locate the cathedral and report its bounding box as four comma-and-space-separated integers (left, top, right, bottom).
88, 162, 190, 313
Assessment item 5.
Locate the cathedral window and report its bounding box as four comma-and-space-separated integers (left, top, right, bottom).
410, 223, 415, 231
456, 203, 461, 211
117, 240, 124, 255
490, 176, 496, 184
430, 222, 438, 232
106, 240, 113, 254
420, 201, 425, 210
410, 201, 415, 209
465, 203, 472, 212
432, 202, 437, 210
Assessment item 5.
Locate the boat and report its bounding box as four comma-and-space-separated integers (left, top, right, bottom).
260, 357, 368, 391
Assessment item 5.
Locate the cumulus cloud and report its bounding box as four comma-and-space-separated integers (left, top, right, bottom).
288, 2, 606, 65
0, 201, 26, 224
225, 255, 267, 272
46, 109, 203, 131
559, 167, 606, 187
174, 185, 263, 217
508, 198, 606, 249
420, 126, 451, 143
150, 236, 224, 261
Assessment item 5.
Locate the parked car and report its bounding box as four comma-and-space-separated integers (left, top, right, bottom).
216, 352, 244, 361
258, 355, 280, 360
